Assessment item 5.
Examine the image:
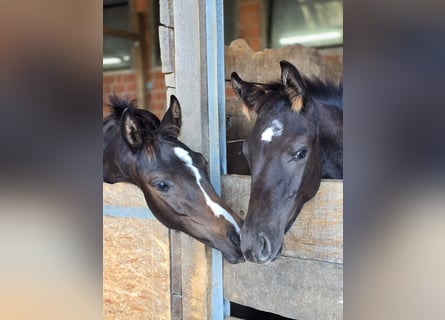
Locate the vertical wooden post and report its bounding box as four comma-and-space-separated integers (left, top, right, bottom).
163, 0, 227, 318
173, 1, 210, 319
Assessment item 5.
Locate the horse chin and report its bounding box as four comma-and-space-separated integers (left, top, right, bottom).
223, 253, 245, 264
221, 243, 245, 264
202, 238, 245, 264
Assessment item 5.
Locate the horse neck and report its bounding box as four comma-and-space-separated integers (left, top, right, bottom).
316, 103, 343, 179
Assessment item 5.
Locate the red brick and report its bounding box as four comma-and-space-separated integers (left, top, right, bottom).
151, 88, 165, 95
240, 2, 260, 16
249, 38, 261, 51
153, 71, 164, 81
248, 13, 261, 25
152, 90, 166, 101
241, 27, 260, 39
112, 84, 125, 92
226, 86, 237, 99
103, 76, 115, 85
122, 74, 136, 82
134, 0, 147, 12
126, 83, 137, 92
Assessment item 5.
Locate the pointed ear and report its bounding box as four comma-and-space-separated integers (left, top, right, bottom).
231, 72, 264, 113
160, 95, 182, 137
121, 108, 144, 153
280, 60, 306, 92
280, 60, 306, 112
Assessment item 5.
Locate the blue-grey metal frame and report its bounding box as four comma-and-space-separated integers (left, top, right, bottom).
206, 0, 227, 319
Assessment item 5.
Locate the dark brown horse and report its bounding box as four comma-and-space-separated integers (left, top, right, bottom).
231, 61, 342, 263
103, 95, 244, 263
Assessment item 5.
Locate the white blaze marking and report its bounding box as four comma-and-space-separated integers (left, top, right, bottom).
261, 119, 283, 142
173, 147, 240, 233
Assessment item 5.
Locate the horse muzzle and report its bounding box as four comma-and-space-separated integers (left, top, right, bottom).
241, 231, 276, 264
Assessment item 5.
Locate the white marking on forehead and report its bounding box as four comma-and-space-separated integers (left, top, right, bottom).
173, 147, 240, 233
261, 119, 283, 142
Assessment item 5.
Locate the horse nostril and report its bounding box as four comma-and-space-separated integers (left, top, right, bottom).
256, 233, 272, 263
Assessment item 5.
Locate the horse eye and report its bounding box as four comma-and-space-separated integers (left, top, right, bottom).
293, 148, 308, 160
154, 181, 169, 192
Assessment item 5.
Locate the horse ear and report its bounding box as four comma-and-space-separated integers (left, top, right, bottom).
280, 60, 306, 112
121, 108, 144, 153
160, 95, 182, 137
231, 72, 264, 113
280, 60, 306, 92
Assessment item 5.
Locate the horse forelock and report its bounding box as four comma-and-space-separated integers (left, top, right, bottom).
253, 82, 290, 114
142, 125, 185, 161
108, 94, 137, 118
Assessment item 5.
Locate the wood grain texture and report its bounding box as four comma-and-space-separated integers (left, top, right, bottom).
222, 175, 343, 319
103, 216, 171, 320
224, 257, 343, 320
221, 176, 343, 263
179, 233, 210, 320
224, 39, 342, 84
103, 182, 146, 208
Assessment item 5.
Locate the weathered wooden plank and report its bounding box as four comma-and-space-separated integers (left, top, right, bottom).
159, 25, 175, 73
103, 182, 146, 208
103, 183, 172, 318
224, 39, 342, 84
169, 230, 182, 295
221, 175, 343, 264
169, 230, 182, 319
224, 256, 343, 320
171, 294, 182, 320
103, 27, 139, 40
172, 1, 215, 319
221, 175, 343, 319
179, 233, 210, 320
173, 0, 208, 155
284, 180, 343, 264
159, 0, 174, 28
103, 216, 171, 320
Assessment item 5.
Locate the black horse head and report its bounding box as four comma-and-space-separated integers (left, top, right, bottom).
231, 61, 342, 263
103, 95, 244, 263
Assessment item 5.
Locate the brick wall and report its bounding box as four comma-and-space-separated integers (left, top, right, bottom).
103, 0, 342, 119
103, 72, 137, 118
103, 0, 166, 119
238, 0, 262, 51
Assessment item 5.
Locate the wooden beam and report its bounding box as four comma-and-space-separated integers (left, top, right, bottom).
103, 27, 139, 41
173, 1, 211, 319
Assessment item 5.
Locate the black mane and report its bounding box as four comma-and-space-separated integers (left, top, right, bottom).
303, 77, 343, 110
250, 76, 343, 113
107, 94, 161, 130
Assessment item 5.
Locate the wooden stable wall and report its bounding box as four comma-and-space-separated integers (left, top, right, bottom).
221, 175, 343, 320
103, 177, 343, 320
103, 183, 171, 320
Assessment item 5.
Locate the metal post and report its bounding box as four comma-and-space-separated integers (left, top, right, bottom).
206, 0, 226, 319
